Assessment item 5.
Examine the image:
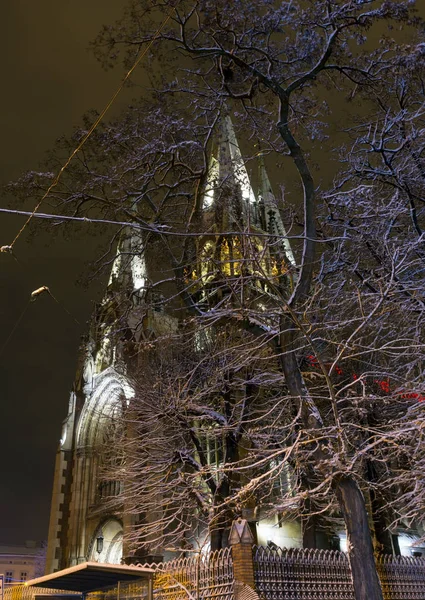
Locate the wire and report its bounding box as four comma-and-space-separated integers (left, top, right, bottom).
8, 5, 176, 250
30, 285, 80, 324
47, 289, 80, 325
0, 207, 304, 242
0, 284, 80, 358
0, 301, 30, 357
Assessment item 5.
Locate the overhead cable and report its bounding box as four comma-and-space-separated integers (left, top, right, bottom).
7, 5, 177, 250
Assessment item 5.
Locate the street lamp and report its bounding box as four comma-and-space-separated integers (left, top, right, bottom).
96, 531, 104, 555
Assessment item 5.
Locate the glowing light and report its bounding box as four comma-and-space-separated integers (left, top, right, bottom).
256, 519, 302, 549
60, 429, 67, 448
398, 534, 424, 557
108, 252, 122, 285
202, 156, 219, 209
338, 534, 348, 552
131, 252, 146, 292
60, 393, 76, 449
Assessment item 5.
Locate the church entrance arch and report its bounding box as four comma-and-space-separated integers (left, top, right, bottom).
77, 367, 133, 451
88, 518, 123, 564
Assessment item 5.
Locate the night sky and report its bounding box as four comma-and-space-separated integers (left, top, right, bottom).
0, 1, 131, 544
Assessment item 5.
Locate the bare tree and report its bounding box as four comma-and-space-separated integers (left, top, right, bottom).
99, 325, 292, 553
6, 2, 425, 599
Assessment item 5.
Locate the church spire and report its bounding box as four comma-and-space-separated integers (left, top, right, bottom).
107, 228, 147, 294
202, 116, 257, 212
201, 115, 295, 269
257, 154, 296, 267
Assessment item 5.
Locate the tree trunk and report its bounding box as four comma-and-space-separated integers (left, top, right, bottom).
302, 515, 317, 549
210, 519, 230, 551
334, 475, 383, 600
371, 506, 394, 556
369, 486, 395, 555
365, 418, 394, 555
302, 494, 318, 548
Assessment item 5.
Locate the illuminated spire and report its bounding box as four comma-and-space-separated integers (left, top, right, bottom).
258, 154, 296, 267
202, 116, 257, 211
108, 229, 146, 294
201, 116, 296, 268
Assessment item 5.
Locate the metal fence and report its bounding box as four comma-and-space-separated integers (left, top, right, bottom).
6, 545, 425, 600
140, 547, 234, 600
253, 545, 425, 600
86, 581, 151, 600
5, 585, 80, 600
254, 546, 354, 600
377, 555, 425, 600
2, 549, 233, 600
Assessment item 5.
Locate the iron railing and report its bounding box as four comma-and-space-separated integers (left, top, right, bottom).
377, 554, 425, 600
7, 545, 425, 600
85, 581, 150, 600
141, 547, 234, 600
5, 585, 79, 600
254, 546, 354, 600
254, 545, 425, 600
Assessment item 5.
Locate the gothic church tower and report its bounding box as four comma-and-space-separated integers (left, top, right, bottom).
45, 117, 296, 573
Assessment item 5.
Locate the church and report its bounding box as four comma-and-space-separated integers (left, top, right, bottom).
44, 116, 304, 573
